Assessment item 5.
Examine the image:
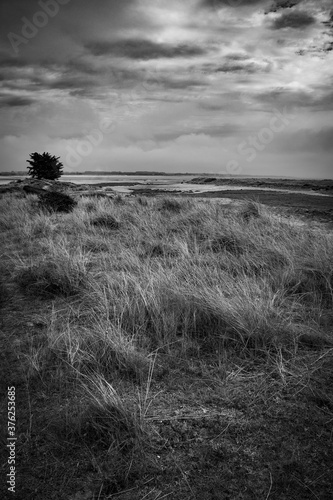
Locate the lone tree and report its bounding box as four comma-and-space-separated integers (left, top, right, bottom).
26, 152, 63, 180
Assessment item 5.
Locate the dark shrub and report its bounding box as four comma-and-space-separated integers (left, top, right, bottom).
38, 191, 77, 213
202, 177, 217, 183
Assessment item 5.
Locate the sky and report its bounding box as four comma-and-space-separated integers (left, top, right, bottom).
0, 0, 332, 178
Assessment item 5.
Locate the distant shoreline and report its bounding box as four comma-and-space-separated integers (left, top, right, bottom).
1, 175, 333, 196
0, 172, 332, 180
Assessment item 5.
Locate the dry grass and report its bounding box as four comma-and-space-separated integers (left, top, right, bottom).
0, 191, 332, 499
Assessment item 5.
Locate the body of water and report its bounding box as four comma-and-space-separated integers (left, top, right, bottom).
0, 174, 194, 186
0, 175, 330, 197
135, 183, 331, 196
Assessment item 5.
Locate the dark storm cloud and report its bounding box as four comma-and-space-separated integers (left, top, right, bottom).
186, 55, 271, 76
53, 58, 141, 85
0, 49, 150, 100
65, 57, 145, 81
0, 54, 31, 68
267, 0, 303, 13
0, 94, 35, 108
271, 11, 316, 29
49, 75, 98, 91
86, 39, 206, 60
1, 0, 147, 67
215, 61, 270, 73
200, 0, 265, 8
0, 0, 139, 39
59, 67, 145, 94
216, 62, 254, 73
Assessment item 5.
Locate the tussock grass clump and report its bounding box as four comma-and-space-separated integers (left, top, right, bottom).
91, 213, 120, 229
136, 196, 149, 206
46, 315, 149, 381
38, 190, 77, 213
114, 194, 125, 204
141, 240, 181, 259
22, 213, 57, 239
283, 266, 333, 307
82, 235, 110, 253
78, 196, 112, 213
158, 197, 183, 213
83, 201, 97, 212
15, 261, 87, 298
0, 194, 35, 230
76, 376, 138, 444
65, 375, 147, 495
14, 244, 90, 298
210, 234, 244, 256
238, 199, 264, 221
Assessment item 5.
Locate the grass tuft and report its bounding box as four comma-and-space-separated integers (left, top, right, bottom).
76, 375, 138, 446
136, 196, 149, 206
158, 197, 183, 212
238, 199, 263, 221
91, 213, 120, 229
14, 244, 89, 298
210, 234, 244, 255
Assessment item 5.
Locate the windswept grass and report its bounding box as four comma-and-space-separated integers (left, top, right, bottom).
90, 213, 120, 229
14, 239, 90, 298
0, 192, 332, 499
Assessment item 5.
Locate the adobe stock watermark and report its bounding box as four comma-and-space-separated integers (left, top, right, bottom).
65, 118, 116, 168
8, 0, 70, 54
65, 89, 143, 168
225, 106, 296, 174
65, 68, 165, 168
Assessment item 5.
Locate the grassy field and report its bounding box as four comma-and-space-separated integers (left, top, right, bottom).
0, 191, 333, 499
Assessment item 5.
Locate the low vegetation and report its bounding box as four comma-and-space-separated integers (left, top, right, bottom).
38, 190, 77, 213
0, 193, 332, 499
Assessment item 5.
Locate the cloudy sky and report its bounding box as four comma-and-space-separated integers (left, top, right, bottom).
0, 0, 332, 177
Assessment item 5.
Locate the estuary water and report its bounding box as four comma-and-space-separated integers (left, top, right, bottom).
0, 174, 193, 185
0, 175, 330, 197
